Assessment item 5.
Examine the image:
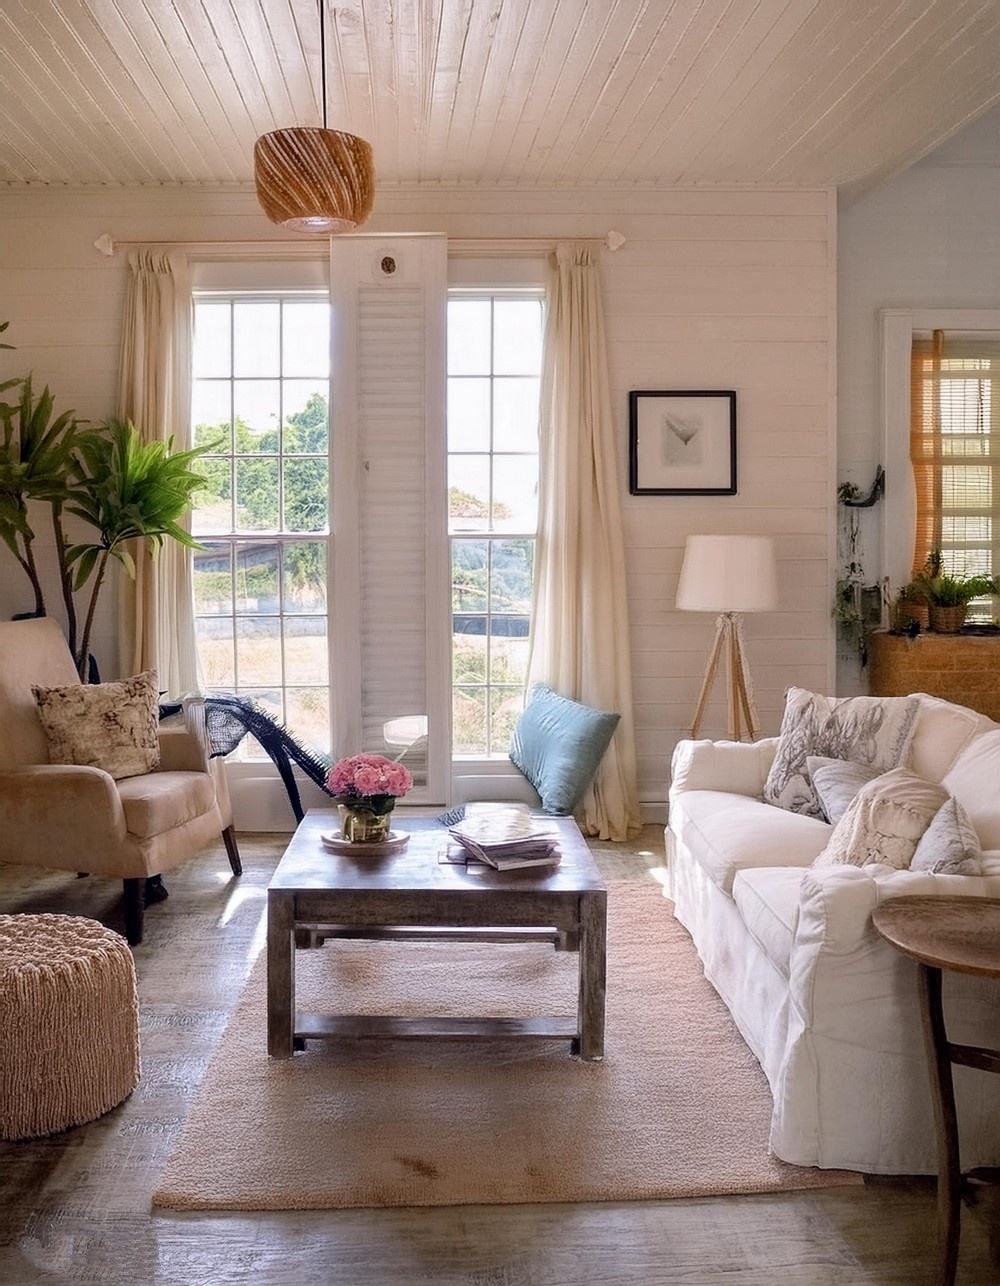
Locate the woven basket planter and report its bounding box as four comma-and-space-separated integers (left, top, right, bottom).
896, 600, 930, 631
928, 605, 968, 634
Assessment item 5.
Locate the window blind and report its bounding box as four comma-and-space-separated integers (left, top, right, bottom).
910, 330, 1000, 614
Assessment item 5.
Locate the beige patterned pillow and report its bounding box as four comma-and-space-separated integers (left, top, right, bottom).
812, 768, 948, 871
33, 671, 160, 781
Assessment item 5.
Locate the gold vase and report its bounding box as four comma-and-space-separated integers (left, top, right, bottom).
340, 803, 393, 844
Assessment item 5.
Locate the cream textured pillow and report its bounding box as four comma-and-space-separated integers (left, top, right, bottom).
910, 797, 983, 876
762, 688, 920, 818
33, 671, 160, 781
812, 767, 948, 871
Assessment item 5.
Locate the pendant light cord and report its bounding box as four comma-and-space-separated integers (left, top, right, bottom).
319, 0, 328, 130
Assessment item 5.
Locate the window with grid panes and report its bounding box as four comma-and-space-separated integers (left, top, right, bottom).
448, 293, 543, 757
911, 331, 1000, 621
190, 294, 331, 757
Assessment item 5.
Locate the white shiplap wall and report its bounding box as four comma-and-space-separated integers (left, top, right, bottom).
0, 184, 835, 821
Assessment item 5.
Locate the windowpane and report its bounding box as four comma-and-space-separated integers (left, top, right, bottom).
234, 380, 280, 442
233, 301, 280, 377
235, 617, 281, 684
493, 300, 542, 375
283, 542, 327, 613
283, 383, 329, 451
453, 624, 487, 683
282, 301, 329, 377
449, 455, 491, 531
234, 541, 279, 613
452, 540, 489, 612
448, 378, 490, 451
490, 539, 533, 614
235, 458, 280, 531
197, 617, 235, 686
286, 687, 331, 754
193, 303, 231, 377
453, 686, 487, 756
448, 299, 491, 374
283, 457, 328, 532
493, 377, 540, 452
492, 455, 538, 531
192, 459, 232, 534
192, 380, 232, 448
193, 542, 232, 614
490, 685, 526, 752
282, 617, 328, 685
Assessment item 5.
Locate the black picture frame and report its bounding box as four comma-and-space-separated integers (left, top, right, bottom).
628, 390, 737, 495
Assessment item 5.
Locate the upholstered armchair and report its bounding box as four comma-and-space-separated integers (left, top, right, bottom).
0, 617, 240, 945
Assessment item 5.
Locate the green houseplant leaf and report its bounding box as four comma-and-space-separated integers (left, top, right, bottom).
65, 417, 211, 678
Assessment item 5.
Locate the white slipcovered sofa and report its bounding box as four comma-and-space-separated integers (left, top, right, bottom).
666, 691, 1000, 1175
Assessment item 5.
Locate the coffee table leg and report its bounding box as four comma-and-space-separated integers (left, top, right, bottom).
267, 890, 295, 1058
577, 890, 607, 1061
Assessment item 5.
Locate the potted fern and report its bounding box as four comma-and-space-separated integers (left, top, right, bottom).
1, 328, 209, 679
909, 554, 999, 634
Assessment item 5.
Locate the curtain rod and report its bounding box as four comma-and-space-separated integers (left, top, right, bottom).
93, 230, 626, 257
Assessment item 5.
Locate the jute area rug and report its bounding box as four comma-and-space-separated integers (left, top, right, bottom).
153, 883, 860, 1211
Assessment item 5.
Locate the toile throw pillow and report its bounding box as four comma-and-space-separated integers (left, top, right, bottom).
910, 796, 983, 876
32, 670, 160, 781
762, 688, 920, 818
811, 767, 948, 871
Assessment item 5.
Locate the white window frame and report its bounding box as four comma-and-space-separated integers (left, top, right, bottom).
445, 258, 547, 801
881, 308, 1000, 592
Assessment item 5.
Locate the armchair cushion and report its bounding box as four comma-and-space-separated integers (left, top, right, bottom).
32, 671, 160, 781
116, 771, 216, 839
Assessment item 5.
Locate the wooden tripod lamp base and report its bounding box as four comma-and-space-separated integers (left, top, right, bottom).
676, 535, 778, 743
689, 612, 759, 741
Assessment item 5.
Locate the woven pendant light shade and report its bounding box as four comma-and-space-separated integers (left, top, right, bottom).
253, 127, 374, 234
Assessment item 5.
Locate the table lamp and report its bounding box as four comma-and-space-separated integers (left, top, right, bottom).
676, 534, 778, 740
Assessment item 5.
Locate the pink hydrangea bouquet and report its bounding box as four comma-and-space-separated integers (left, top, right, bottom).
325, 753, 413, 815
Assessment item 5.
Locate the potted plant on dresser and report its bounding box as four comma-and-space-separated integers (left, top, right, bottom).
910, 554, 999, 634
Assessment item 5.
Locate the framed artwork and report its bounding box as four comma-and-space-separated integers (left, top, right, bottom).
628, 390, 737, 495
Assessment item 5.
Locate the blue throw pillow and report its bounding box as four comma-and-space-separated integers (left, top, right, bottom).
509, 683, 620, 815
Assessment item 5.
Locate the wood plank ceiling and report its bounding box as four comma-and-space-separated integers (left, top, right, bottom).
0, 0, 999, 199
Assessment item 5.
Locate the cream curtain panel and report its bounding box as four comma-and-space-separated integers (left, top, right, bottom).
117, 248, 199, 696
528, 242, 641, 840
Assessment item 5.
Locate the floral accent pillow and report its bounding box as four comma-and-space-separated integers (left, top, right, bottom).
32, 671, 160, 781
811, 768, 948, 871
762, 688, 920, 818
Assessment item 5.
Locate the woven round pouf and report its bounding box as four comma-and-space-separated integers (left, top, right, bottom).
0, 914, 140, 1141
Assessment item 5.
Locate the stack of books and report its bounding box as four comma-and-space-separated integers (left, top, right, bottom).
447, 802, 561, 870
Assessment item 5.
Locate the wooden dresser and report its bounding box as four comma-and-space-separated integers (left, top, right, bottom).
867, 630, 1000, 721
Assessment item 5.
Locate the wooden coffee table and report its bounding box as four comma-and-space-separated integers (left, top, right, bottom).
266, 811, 608, 1061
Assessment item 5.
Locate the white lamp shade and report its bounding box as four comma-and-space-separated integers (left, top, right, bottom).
676, 535, 778, 613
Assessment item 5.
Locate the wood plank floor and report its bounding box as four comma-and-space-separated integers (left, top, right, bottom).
1, 825, 998, 1286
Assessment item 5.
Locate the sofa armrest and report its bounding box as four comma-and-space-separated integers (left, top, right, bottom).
669, 736, 778, 802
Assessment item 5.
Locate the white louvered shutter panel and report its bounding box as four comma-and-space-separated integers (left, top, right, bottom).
329, 235, 449, 803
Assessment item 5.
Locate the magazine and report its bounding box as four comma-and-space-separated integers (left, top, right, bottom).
447, 802, 561, 869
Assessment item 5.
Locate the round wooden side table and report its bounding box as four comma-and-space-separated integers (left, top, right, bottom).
872, 895, 1000, 1286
